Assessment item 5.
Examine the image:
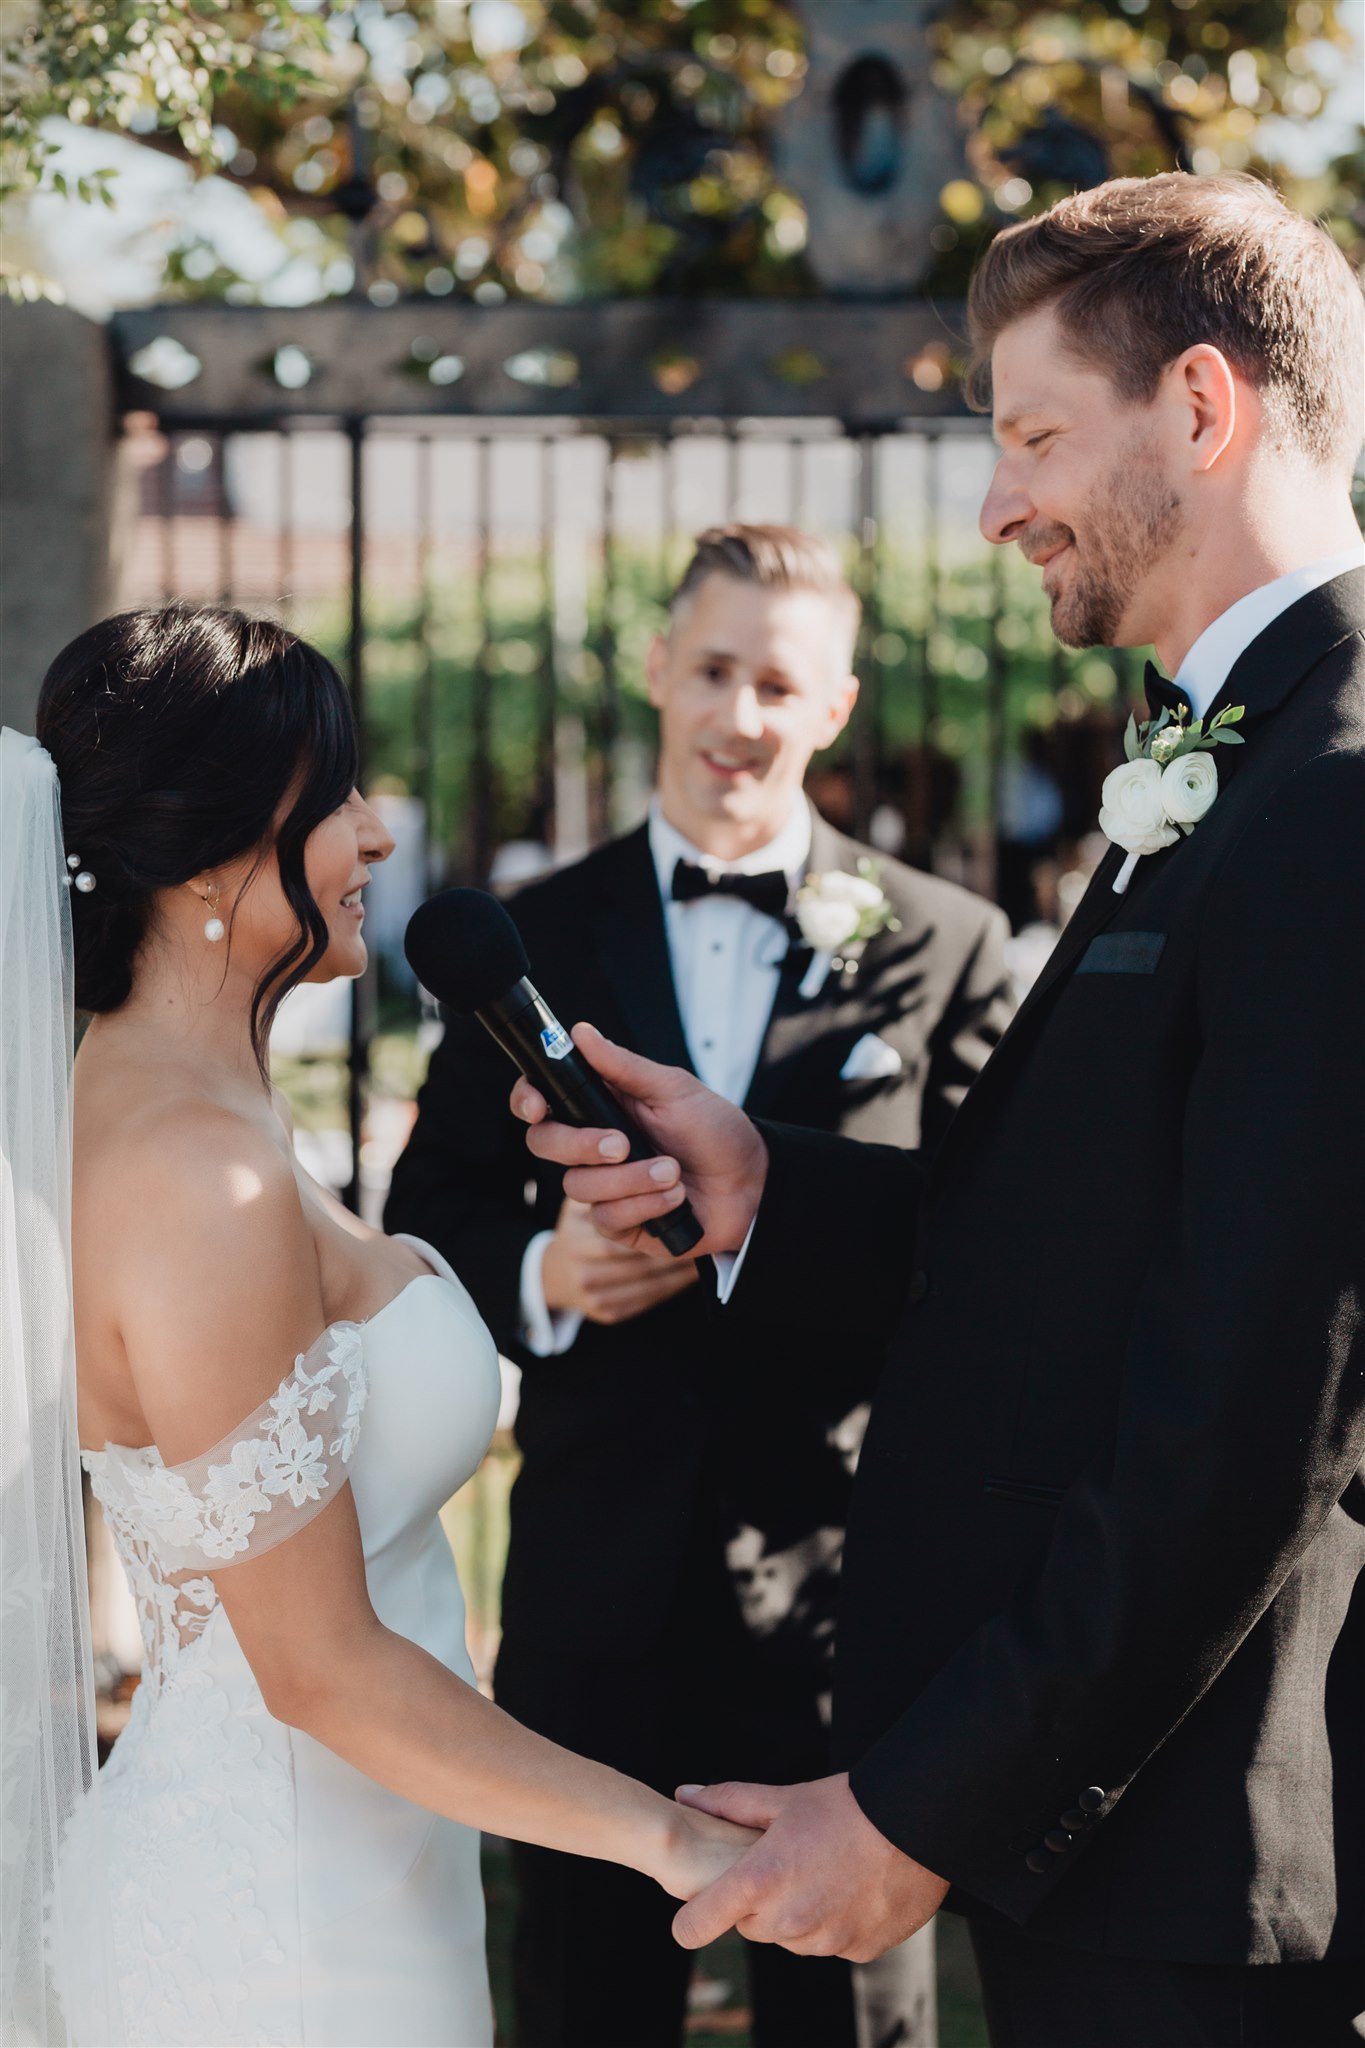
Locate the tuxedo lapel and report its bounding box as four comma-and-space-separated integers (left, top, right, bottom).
1205, 566, 1363, 735
1006, 840, 1129, 1027
742, 812, 855, 1119
588, 825, 696, 1073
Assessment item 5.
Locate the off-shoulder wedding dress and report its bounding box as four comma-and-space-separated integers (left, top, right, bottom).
51, 1234, 502, 2048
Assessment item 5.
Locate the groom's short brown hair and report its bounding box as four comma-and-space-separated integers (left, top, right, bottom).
966, 172, 1364, 475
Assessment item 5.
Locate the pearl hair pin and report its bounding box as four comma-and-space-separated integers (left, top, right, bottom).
65, 853, 96, 893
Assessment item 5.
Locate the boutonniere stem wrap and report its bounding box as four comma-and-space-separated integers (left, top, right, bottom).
793, 860, 899, 997
1102, 701, 1245, 894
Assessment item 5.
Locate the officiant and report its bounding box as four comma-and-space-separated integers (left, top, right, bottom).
385, 523, 1012, 2048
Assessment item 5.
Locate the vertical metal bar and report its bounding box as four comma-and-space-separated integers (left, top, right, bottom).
414, 434, 437, 891
593, 438, 619, 841
985, 542, 1008, 904
660, 429, 678, 599
923, 433, 941, 751
471, 435, 495, 883
343, 419, 368, 1215
159, 433, 175, 600
534, 435, 557, 845
277, 429, 294, 620
723, 423, 741, 520
851, 431, 881, 841
925, 432, 945, 864
214, 430, 232, 602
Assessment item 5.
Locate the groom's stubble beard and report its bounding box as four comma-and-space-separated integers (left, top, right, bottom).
1043, 434, 1186, 650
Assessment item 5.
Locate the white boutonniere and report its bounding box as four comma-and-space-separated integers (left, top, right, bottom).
1101, 702, 1245, 893
792, 860, 900, 997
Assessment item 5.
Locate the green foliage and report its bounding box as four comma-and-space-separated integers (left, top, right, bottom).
5, 0, 1358, 302
0, 0, 324, 293
287, 524, 1134, 882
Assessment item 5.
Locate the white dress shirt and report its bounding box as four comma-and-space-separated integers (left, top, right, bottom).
1112, 545, 1365, 900
518, 799, 812, 1356
1173, 546, 1365, 719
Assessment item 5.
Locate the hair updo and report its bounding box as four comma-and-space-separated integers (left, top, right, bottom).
36, 604, 359, 1072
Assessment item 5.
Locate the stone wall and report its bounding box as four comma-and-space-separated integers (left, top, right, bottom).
0, 301, 117, 734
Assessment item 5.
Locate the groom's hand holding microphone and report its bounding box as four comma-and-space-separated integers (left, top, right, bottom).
405, 886, 763, 1261
511, 1020, 769, 1262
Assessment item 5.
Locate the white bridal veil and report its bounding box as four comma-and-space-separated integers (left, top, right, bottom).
1, 729, 123, 2046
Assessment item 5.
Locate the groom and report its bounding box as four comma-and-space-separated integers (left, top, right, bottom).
511, 173, 1365, 2046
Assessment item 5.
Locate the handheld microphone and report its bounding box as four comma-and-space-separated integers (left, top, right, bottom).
404, 888, 704, 1259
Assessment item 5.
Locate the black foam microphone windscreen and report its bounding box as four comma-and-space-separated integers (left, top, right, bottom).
403, 886, 528, 1015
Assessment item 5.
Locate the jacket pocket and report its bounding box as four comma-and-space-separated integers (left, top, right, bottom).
983, 1475, 1066, 1508
1076, 930, 1166, 975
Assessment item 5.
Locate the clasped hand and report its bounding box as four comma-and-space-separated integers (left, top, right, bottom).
669, 1773, 948, 1963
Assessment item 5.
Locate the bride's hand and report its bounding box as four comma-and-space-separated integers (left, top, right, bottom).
650, 1798, 762, 1901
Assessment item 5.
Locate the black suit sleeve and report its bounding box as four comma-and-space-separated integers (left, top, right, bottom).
921, 903, 1013, 1157
847, 750, 1365, 1920
723, 1121, 926, 1361
384, 1005, 549, 1357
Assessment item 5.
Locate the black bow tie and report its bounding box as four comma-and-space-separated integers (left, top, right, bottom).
1144, 661, 1193, 722
671, 858, 790, 920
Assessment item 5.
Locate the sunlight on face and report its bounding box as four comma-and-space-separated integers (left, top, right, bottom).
981, 305, 1186, 649
648, 575, 859, 853
212, 789, 394, 992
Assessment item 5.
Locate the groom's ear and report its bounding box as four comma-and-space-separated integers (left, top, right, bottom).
1169, 344, 1239, 475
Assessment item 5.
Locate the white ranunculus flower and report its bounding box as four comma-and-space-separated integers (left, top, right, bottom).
1098, 758, 1180, 858
811, 870, 884, 910
796, 897, 863, 953
1160, 750, 1219, 827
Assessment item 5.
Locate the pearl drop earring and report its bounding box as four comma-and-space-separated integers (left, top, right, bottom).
203, 885, 225, 944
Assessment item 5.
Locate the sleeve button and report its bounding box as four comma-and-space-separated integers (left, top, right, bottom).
1043, 1829, 1072, 1854
1024, 1849, 1051, 1875
1079, 1786, 1107, 1814
1060, 1809, 1088, 1832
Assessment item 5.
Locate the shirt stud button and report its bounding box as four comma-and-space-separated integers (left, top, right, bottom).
1024, 1849, 1050, 1875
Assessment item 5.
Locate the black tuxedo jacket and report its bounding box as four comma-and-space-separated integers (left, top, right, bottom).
385, 811, 1010, 1699
732, 572, 1365, 1965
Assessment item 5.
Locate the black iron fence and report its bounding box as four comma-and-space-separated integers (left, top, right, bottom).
109, 302, 1142, 1204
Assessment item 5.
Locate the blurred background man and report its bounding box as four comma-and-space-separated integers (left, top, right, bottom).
387, 524, 1013, 2048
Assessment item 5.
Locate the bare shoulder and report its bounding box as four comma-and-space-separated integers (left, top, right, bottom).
95, 1093, 303, 1251
86, 1094, 327, 1456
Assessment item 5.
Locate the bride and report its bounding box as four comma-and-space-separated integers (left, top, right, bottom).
4, 603, 753, 2047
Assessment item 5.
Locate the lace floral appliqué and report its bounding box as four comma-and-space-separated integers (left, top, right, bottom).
84, 1322, 368, 1684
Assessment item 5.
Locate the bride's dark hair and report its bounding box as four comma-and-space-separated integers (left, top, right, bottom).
36, 604, 359, 1073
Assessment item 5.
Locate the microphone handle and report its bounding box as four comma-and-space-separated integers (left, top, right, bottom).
475, 981, 704, 1258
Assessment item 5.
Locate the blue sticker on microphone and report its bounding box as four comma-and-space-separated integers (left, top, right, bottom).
540, 1023, 573, 1061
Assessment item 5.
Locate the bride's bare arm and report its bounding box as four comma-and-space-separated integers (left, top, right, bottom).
108, 1104, 752, 1898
